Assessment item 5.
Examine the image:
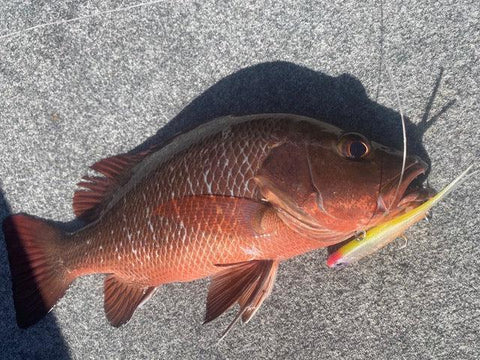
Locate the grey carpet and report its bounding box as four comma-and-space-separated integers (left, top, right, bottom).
0, 1, 478, 359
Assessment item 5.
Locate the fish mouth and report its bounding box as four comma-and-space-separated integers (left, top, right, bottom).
377, 157, 431, 215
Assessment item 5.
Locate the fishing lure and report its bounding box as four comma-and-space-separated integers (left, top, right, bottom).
327, 165, 475, 268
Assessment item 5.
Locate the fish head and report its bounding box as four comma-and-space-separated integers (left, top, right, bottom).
304, 131, 429, 231
255, 120, 430, 242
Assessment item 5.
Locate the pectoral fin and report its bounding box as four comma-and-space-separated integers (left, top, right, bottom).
156, 195, 273, 237
204, 260, 279, 340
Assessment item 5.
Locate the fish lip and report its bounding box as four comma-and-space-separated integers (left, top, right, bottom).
380, 158, 429, 211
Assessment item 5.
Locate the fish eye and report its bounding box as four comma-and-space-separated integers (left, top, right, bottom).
337, 133, 371, 160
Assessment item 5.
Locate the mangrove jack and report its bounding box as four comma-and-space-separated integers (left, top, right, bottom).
2, 114, 429, 336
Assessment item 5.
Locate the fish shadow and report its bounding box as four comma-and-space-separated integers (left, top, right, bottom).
53, 62, 448, 239
135, 61, 451, 181
0, 189, 71, 359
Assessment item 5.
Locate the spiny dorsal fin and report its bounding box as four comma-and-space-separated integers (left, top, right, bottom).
204, 260, 279, 340
103, 275, 156, 327
73, 147, 156, 222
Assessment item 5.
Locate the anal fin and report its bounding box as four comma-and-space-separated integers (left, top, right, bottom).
204, 260, 279, 340
104, 275, 156, 327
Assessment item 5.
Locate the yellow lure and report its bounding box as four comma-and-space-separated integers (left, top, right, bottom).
327, 165, 475, 268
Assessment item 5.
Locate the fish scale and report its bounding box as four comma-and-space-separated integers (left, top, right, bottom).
3, 113, 427, 330
65, 117, 289, 282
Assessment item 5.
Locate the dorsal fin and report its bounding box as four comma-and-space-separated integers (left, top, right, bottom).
73, 147, 156, 222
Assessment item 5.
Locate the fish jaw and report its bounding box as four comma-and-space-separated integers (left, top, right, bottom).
327, 165, 475, 268
327, 159, 431, 269
374, 156, 429, 219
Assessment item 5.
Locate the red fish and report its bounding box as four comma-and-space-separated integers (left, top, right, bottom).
2, 114, 428, 334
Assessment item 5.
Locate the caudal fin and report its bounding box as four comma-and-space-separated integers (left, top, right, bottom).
2, 214, 73, 328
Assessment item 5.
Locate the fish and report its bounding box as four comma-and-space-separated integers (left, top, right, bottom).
326, 165, 475, 268
2, 113, 429, 335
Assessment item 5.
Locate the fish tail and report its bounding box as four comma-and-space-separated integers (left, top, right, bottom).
3, 214, 74, 328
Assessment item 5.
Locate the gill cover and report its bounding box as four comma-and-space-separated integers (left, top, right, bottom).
254, 141, 349, 244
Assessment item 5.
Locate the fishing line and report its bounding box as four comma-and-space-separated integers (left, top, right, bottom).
385, 64, 407, 211
0, 0, 170, 40
374, 0, 385, 101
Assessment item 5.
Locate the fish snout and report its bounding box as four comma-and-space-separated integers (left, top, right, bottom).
376, 154, 429, 216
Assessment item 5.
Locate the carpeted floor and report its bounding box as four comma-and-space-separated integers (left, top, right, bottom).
0, 1, 478, 359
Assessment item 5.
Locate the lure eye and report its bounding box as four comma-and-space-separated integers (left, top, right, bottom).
337, 133, 371, 160
332, 261, 347, 270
